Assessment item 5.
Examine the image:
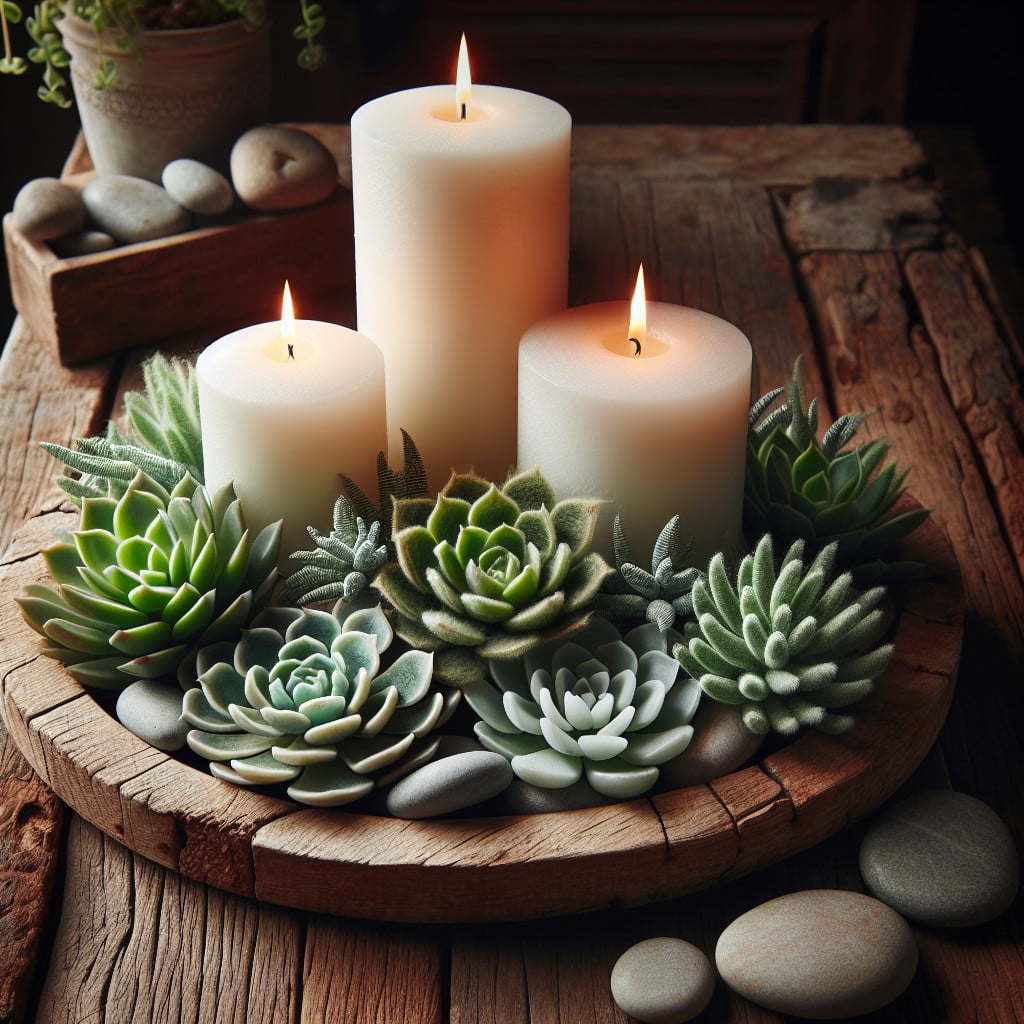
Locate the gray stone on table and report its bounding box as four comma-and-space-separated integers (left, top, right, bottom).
610, 937, 715, 1024
82, 175, 192, 244
498, 778, 615, 815
716, 889, 918, 1019
12, 177, 86, 241
161, 158, 235, 215
50, 230, 117, 257
386, 750, 513, 819
230, 125, 338, 211
115, 679, 189, 752
658, 700, 762, 788
859, 790, 1020, 927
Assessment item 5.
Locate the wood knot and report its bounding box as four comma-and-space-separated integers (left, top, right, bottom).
890, 400, 914, 424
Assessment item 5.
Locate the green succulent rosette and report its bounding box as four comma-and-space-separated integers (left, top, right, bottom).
183, 602, 459, 806
375, 469, 612, 687
674, 534, 893, 737
745, 358, 929, 580
17, 471, 279, 690
463, 617, 700, 800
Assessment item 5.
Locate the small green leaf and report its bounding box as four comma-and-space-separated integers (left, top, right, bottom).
467, 484, 519, 531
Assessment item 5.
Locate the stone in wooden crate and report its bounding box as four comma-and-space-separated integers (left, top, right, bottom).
464, 617, 700, 800
183, 602, 460, 807
674, 534, 893, 737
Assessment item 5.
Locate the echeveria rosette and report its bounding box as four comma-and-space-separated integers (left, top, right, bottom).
674, 534, 893, 737
17, 471, 279, 690
376, 469, 612, 687
463, 617, 700, 799
182, 602, 460, 806
745, 358, 929, 582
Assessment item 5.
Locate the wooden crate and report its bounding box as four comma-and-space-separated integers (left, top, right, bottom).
3, 173, 353, 365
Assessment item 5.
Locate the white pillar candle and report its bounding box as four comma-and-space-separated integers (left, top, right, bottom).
518, 297, 752, 566
350, 40, 571, 485
197, 310, 387, 562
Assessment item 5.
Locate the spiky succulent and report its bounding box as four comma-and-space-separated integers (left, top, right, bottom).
182, 602, 459, 806
376, 469, 612, 687
674, 534, 893, 737
17, 471, 279, 690
463, 617, 700, 799
42, 353, 203, 504
280, 430, 428, 607
745, 358, 928, 578
595, 515, 702, 632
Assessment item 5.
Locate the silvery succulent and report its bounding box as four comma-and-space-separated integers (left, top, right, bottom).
376, 469, 612, 687
42, 353, 204, 504
17, 471, 279, 690
674, 533, 893, 737
745, 358, 929, 579
183, 602, 459, 806
463, 617, 700, 799
595, 514, 702, 632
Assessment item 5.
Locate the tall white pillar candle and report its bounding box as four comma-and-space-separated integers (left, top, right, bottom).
351, 52, 571, 485
518, 301, 752, 565
197, 317, 387, 561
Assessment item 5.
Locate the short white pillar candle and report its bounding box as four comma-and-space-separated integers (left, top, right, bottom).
197, 302, 387, 562
518, 293, 752, 565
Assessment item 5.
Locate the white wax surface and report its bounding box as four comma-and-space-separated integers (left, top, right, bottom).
518, 301, 752, 564
351, 84, 571, 484
197, 319, 387, 561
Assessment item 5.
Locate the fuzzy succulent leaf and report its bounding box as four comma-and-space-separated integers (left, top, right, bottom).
18, 471, 279, 690
43, 353, 203, 505
378, 470, 612, 686
674, 533, 893, 737
745, 357, 929, 579
183, 601, 458, 807
595, 515, 702, 631
465, 617, 699, 799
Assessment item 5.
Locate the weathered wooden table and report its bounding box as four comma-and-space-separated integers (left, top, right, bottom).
1, 125, 1022, 1023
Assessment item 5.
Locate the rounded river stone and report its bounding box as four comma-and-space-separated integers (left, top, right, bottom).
498, 778, 615, 815
115, 680, 189, 752
82, 175, 191, 244
12, 177, 86, 241
859, 790, 1020, 927
716, 889, 918, 1019
659, 700, 763, 788
610, 937, 715, 1024
230, 125, 338, 210
162, 158, 234, 214
386, 750, 513, 819
51, 230, 116, 257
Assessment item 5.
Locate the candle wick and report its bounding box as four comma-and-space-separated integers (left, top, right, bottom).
629, 337, 642, 357
460, 102, 467, 122
287, 343, 295, 361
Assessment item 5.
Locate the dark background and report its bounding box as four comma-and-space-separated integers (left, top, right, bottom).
2, 0, 1021, 341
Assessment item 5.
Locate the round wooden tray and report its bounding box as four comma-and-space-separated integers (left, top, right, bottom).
0, 510, 963, 923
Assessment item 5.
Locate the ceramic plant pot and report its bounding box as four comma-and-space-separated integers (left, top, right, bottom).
60, 13, 271, 181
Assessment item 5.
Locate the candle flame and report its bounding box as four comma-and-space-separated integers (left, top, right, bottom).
628, 264, 646, 356
281, 280, 296, 349
456, 33, 472, 120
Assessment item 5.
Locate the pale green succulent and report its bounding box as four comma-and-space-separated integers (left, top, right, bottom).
42, 352, 203, 505
674, 533, 893, 737
280, 430, 427, 607
17, 471, 279, 690
464, 617, 700, 799
595, 514, 702, 632
376, 469, 612, 687
745, 358, 929, 580
183, 602, 459, 806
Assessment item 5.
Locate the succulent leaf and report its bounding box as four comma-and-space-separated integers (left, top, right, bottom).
674, 534, 892, 736
184, 602, 454, 807
18, 472, 280, 690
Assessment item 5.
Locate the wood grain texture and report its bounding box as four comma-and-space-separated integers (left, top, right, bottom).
799, 249, 1024, 660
